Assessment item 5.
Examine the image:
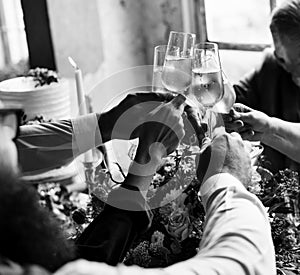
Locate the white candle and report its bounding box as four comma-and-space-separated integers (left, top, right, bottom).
68, 57, 93, 163
75, 68, 88, 116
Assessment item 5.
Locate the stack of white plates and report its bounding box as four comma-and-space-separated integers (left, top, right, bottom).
0, 77, 70, 121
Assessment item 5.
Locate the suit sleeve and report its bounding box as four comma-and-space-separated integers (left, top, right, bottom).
16, 113, 102, 174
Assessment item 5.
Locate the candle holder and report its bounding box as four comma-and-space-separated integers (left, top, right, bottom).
82, 149, 111, 201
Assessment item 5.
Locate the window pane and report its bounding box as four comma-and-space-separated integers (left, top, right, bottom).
220, 50, 265, 83
205, 0, 273, 44
0, 0, 29, 81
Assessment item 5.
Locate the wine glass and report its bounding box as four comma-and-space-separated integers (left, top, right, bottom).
213, 71, 236, 114
161, 31, 196, 94
152, 45, 168, 92
189, 42, 224, 137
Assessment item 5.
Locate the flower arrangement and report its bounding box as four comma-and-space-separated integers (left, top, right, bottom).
123, 149, 300, 273
36, 144, 300, 274
27, 67, 58, 87
124, 144, 204, 267
257, 168, 300, 274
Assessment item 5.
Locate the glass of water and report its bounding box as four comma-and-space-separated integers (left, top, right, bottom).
161, 31, 196, 94
189, 42, 224, 138
152, 45, 168, 92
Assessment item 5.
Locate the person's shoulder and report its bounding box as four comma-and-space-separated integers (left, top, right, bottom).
258, 48, 279, 70
249, 47, 282, 79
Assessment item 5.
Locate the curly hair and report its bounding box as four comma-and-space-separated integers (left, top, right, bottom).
0, 170, 76, 272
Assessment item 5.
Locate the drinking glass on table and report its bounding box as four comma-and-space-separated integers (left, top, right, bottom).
189, 42, 224, 137
161, 31, 196, 94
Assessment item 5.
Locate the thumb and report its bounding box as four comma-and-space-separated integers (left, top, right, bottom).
233, 103, 254, 113
170, 94, 186, 112
237, 111, 254, 124
230, 103, 254, 120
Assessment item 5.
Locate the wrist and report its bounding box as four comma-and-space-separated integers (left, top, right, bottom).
135, 147, 163, 165
97, 112, 111, 143
129, 154, 162, 177
124, 166, 157, 197
261, 116, 276, 143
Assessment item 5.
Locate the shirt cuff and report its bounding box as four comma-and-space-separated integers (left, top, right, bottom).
71, 113, 103, 155
199, 173, 245, 209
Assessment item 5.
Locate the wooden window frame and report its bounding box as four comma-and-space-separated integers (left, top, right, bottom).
21, 0, 56, 70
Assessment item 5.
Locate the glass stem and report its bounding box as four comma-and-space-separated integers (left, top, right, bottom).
203, 108, 213, 139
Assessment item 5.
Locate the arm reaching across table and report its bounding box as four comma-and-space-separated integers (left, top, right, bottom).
16, 92, 174, 173
16, 92, 202, 174
75, 94, 186, 265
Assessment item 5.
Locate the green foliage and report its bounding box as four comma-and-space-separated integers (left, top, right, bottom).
27, 67, 58, 87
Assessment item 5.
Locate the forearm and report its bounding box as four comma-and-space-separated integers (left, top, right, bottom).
17, 114, 103, 173
17, 120, 75, 173
164, 174, 276, 275
262, 117, 300, 163
77, 184, 153, 265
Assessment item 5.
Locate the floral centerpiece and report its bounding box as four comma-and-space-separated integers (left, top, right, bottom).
124, 144, 204, 267
36, 143, 300, 274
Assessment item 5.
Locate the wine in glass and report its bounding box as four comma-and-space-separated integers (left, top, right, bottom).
161, 31, 196, 94
190, 42, 224, 108
189, 42, 223, 137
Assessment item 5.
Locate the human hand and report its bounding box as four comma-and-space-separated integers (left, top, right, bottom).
196, 129, 252, 186
182, 104, 206, 145
54, 259, 117, 275
133, 94, 186, 169
98, 92, 203, 145
224, 103, 272, 141
111, 95, 186, 199
98, 92, 174, 143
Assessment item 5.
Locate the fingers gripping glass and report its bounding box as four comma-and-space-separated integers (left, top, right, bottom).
0, 108, 23, 140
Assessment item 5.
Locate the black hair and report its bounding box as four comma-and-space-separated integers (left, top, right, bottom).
0, 169, 76, 272
270, 0, 300, 41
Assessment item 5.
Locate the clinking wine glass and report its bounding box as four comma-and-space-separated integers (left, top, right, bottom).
161, 31, 196, 94
188, 42, 224, 138
213, 71, 236, 114
152, 45, 168, 92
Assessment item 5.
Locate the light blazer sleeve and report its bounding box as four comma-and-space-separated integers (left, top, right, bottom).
113, 173, 276, 275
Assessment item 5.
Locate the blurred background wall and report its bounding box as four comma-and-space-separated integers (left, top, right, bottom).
46, 0, 185, 114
